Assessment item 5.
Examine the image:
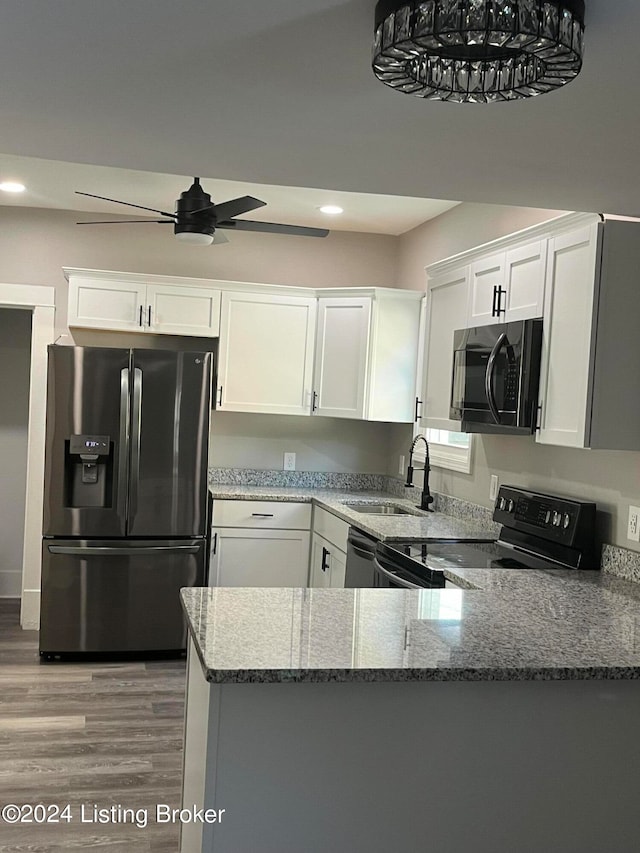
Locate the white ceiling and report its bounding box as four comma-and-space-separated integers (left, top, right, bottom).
0, 1, 636, 220
0, 154, 458, 236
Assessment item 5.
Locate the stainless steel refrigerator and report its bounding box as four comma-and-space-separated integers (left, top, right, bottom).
40, 346, 212, 658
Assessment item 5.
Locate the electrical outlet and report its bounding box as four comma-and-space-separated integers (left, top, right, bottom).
628, 506, 640, 542
283, 452, 296, 471
489, 475, 499, 502
399, 455, 405, 476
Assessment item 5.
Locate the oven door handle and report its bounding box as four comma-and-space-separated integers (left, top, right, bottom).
349, 542, 376, 560
485, 332, 508, 425
373, 556, 423, 589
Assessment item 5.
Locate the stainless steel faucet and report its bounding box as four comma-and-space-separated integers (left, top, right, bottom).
405, 434, 434, 512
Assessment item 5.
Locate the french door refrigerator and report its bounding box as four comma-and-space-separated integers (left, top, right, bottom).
40, 345, 212, 658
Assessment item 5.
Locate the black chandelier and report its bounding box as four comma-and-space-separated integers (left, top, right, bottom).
372, 1, 585, 103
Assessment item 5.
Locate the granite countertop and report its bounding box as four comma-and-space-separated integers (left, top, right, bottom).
210, 484, 499, 542
181, 572, 640, 683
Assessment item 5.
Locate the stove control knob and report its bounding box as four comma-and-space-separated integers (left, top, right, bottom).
545, 510, 551, 525
553, 511, 561, 527
507, 499, 514, 512
498, 497, 506, 511
563, 513, 571, 529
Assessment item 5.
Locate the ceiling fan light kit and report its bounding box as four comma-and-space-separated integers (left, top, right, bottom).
372, 0, 585, 103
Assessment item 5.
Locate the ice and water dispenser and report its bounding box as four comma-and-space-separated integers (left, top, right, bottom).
65, 434, 113, 507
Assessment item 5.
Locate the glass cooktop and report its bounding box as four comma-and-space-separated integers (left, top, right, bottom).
383, 540, 559, 573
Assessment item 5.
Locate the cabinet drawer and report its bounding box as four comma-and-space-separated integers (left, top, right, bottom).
212, 499, 311, 529
312, 505, 349, 552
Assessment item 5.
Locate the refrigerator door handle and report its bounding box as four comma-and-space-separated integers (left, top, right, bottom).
129, 367, 143, 524
47, 544, 200, 556
117, 368, 130, 520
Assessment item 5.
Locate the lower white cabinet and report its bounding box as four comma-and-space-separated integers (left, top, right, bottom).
309, 506, 349, 589
309, 532, 346, 589
210, 499, 311, 587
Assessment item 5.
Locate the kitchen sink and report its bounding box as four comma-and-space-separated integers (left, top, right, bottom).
345, 503, 419, 516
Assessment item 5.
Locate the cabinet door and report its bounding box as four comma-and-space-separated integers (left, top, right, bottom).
504, 240, 546, 321
312, 297, 371, 419
217, 291, 316, 416
147, 284, 221, 337
309, 533, 331, 588
422, 266, 470, 430
68, 276, 147, 331
328, 547, 346, 589
211, 528, 310, 587
536, 224, 599, 448
468, 253, 505, 327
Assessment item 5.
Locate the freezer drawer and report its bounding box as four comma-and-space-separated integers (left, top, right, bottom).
40, 538, 205, 656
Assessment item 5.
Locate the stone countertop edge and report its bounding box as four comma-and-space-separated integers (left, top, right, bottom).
209, 484, 500, 542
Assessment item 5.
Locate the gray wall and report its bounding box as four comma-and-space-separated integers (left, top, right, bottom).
0, 205, 400, 475
389, 202, 640, 550
0, 309, 32, 596
210, 412, 392, 473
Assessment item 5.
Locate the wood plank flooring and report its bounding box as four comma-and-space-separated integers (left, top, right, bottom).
0, 599, 186, 852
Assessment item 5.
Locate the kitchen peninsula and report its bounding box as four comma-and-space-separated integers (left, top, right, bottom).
179, 575, 640, 853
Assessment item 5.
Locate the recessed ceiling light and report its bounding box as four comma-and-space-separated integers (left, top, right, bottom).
319, 205, 343, 215
0, 181, 26, 193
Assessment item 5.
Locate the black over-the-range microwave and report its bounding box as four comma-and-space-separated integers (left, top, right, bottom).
450, 318, 543, 435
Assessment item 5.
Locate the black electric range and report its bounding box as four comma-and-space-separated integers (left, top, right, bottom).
374, 486, 598, 589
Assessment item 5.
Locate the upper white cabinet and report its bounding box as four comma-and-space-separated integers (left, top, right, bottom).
421, 265, 470, 431
312, 296, 371, 419
537, 217, 640, 451
216, 290, 316, 416
467, 241, 546, 327
313, 289, 422, 422
65, 269, 221, 337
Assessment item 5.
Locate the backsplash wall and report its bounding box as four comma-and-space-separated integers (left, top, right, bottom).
210, 411, 394, 474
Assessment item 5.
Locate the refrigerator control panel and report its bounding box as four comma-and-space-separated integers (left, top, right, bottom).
69, 434, 111, 456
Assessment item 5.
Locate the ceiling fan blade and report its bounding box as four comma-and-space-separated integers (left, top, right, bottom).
75, 191, 177, 219
212, 196, 267, 221
218, 219, 329, 238
76, 219, 175, 225
212, 231, 229, 245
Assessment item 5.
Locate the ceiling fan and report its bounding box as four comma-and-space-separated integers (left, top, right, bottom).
75, 177, 330, 245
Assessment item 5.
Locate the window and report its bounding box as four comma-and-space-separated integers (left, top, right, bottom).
412, 426, 473, 474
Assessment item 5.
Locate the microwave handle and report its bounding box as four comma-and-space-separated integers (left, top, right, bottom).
485, 332, 508, 424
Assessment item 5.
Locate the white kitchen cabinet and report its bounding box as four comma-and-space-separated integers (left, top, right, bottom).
312, 297, 371, 419
309, 532, 347, 589
145, 283, 221, 336
535, 216, 640, 450
467, 241, 546, 327
210, 499, 311, 587
309, 506, 349, 589
211, 528, 310, 587
65, 270, 221, 336
313, 289, 422, 422
216, 291, 316, 416
421, 265, 470, 431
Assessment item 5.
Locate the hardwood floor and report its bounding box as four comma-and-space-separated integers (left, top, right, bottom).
0, 599, 186, 852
